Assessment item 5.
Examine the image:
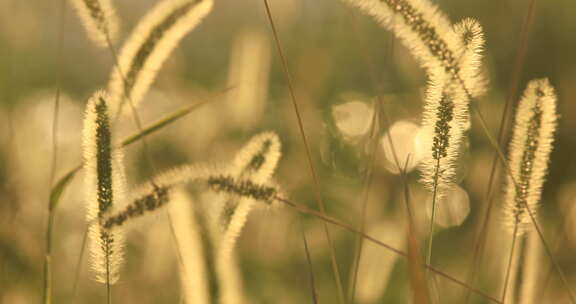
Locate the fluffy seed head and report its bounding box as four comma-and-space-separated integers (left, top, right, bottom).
107, 0, 213, 116
213, 132, 282, 304
82, 91, 127, 284
101, 162, 281, 229
69, 0, 120, 47
453, 18, 487, 97
417, 76, 469, 195
504, 79, 557, 235
343, 0, 465, 80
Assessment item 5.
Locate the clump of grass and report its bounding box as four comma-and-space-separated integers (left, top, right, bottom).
82, 91, 127, 300
69, 0, 120, 47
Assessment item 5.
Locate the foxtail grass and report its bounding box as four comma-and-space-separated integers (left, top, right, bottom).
342, 0, 487, 277
82, 91, 127, 302
69, 0, 120, 47
418, 74, 470, 278
453, 18, 487, 98
107, 0, 213, 116
503, 79, 556, 235
214, 132, 281, 304
501, 79, 557, 303
342, 0, 465, 80
101, 166, 279, 230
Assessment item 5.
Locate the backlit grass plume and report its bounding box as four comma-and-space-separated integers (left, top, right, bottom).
201, 132, 281, 304
417, 73, 470, 269
418, 77, 468, 196
82, 91, 127, 289
107, 0, 213, 116
101, 164, 279, 230
453, 18, 487, 98
69, 0, 120, 47
342, 0, 465, 80
504, 78, 557, 235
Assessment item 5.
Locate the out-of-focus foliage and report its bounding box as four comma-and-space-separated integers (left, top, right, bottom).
1, 0, 576, 303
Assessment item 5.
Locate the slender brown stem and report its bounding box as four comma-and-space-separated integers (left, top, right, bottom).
344, 11, 400, 303
301, 225, 319, 304
276, 196, 503, 304
501, 223, 519, 303
71, 227, 88, 303
426, 158, 441, 271
262, 1, 345, 302
401, 157, 432, 304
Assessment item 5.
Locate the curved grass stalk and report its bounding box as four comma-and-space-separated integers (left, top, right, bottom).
101, 163, 280, 230
214, 132, 281, 304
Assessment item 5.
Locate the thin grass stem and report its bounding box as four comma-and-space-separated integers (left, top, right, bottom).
343, 11, 398, 302
464, 2, 538, 302
501, 223, 519, 303
43, 1, 66, 302
262, 1, 346, 302
275, 196, 503, 304
301, 225, 319, 304
71, 227, 89, 304
426, 158, 441, 270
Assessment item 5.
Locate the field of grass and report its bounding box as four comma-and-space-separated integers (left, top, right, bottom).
1, 0, 576, 303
